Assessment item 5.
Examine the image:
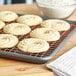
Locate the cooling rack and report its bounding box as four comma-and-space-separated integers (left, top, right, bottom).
0, 16, 76, 64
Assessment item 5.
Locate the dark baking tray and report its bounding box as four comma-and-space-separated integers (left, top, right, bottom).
0, 16, 76, 64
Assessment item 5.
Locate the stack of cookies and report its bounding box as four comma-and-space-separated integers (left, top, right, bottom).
0, 11, 70, 53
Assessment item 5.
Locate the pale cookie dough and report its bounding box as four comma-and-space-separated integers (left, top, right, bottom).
41, 19, 70, 31
0, 11, 18, 22
0, 20, 5, 29
18, 38, 49, 53
30, 28, 60, 41
0, 34, 18, 48
3, 23, 31, 35
17, 15, 43, 26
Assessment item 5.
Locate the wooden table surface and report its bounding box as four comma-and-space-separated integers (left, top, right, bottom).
0, 4, 76, 76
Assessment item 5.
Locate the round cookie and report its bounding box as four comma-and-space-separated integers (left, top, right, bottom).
0, 11, 18, 22
18, 38, 49, 53
0, 20, 5, 29
0, 34, 18, 48
3, 23, 31, 35
41, 19, 70, 31
17, 15, 43, 26
30, 28, 60, 41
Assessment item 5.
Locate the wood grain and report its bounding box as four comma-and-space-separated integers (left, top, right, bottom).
0, 4, 76, 76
